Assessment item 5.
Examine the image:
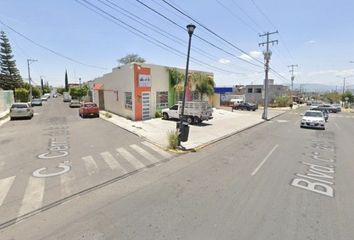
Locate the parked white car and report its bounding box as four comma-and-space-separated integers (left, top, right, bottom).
10, 103, 34, 120
300, 110, 325, 130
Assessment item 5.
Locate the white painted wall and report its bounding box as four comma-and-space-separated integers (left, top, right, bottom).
93, 64, 134, 119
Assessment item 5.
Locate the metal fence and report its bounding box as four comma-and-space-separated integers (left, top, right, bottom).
0, 90, 14, 118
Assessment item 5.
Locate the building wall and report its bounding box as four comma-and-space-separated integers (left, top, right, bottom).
0, 90, 14, 118
93, 64, 135, 120
245, 84, 289, 104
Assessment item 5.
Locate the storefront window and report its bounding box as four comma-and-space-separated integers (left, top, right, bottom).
125, 92, 132, 110
156, 91, 168, 108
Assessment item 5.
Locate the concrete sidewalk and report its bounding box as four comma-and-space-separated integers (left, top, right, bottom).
100, 108, 287, 150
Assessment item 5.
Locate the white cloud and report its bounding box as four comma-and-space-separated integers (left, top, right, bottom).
249, 51, 262, 59
218, 58, 231, 64
238, 54, 253, 62
306, 40, 316, 44
238, 50, 262, 62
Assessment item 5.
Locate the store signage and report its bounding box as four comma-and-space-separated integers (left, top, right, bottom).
139, 74, 151, 87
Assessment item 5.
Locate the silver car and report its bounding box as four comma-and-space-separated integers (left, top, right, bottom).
10, 103, 34, 120
69, 99, 81, 108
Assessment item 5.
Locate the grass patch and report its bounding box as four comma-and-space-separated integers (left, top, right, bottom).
103, 112, 112, 118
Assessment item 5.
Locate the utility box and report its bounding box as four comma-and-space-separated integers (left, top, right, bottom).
176, 122, 190, 142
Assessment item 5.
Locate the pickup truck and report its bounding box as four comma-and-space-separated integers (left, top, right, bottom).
162, 101, 213, 124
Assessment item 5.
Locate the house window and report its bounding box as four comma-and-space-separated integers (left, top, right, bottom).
125, 92, 132, 110
156, 91, 168, 108
248, 88, 253, 93
255, 88, 262, 93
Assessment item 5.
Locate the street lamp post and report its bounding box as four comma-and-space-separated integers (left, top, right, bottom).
27, 59, 37, 102
178, 24, 196, 147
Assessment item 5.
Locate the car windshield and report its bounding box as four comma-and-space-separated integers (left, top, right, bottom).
12, 104, 27, 108
304, 111, 323, 117
84, 103, 97, 107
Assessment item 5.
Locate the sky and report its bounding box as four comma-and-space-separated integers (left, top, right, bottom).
1, 0, 354, 88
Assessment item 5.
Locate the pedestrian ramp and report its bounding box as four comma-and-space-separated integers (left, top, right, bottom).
0, 141, 172, 228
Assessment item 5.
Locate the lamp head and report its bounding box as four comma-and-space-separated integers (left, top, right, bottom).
186, 24, 196, 35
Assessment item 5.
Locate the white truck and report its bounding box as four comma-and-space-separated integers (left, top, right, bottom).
162, 101, 213, 124
63, 92, 72, 102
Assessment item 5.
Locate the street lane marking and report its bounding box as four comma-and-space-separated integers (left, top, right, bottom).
142, 141, 171, 158
82, 156, 99, 175
0, 176, 16, 206
251, 144, 279, 176
276, 120, 288, 123
100, 152, 127, 173
60, 171, 76, 197
334, 122, 340, 130
18, 177, 45, 216
130, 144, 158, 163
116, 148, 145, 169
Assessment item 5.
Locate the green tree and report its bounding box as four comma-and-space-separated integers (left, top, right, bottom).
118, 54, 145, 65
322, 92, 341, 103
0, 31, 23, 90
190, 72, 215, 100
65, 69, 69, 91
56, 87, 65, 95
14, 88, 29, 102
69, 85, 88, 99
274, 96, 291, 107
168, 68, 184, 105
42, 81, 51, 94
32, 86, 41, 98
342, 91, 354, 103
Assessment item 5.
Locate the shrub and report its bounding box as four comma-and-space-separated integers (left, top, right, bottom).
155, 111, 162, 118
14, 88, 29, 102
104, 112, 112, 118
274, 96, 291, 107
167, 130, 179, 150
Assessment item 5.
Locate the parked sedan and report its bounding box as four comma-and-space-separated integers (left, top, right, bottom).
10, 103, 34, 120
69, 99, 81, 108
311, 104, 338, 113
31, 98, 42, 106
233, 102, 258, 111
300, 110, 325, 130
79, 102, 99, 118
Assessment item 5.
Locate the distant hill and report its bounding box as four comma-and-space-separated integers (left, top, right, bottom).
285, 83, 354, 92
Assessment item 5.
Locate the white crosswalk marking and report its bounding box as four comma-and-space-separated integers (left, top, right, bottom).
82, 156, 99, 175
100, 152, 127, 173
18, 177, 45, 216
130, 144, 158, 163
141, 141, 171, 158
0, 176, 16, 206
116, 147, 145, 169
60, 172, 76, 197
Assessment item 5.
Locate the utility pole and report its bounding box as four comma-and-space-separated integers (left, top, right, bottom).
259, 31, 278, 120
288, 64, 298, 92
27, 59, 37, 102
40, 76, 44, 94
343, 77, 346, 94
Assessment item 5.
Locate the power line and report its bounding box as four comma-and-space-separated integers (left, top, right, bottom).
0, 19, 107, 70
215, 0, 259, 34
249, 0, 295, 61
229, 0, 264, 32
160, 0, 289, 81
76, 0, 245, 75
99, 0, 218, 63
100, 0, 256, 73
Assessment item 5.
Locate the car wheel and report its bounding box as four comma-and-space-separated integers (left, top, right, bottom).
194, 116, 201, 124
162, 113, 169, 120
253, 109, 256, 111
187, 116, 193, 124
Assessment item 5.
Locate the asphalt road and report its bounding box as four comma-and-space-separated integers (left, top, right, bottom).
0, 97, 174, 227
1, 106, 354, 239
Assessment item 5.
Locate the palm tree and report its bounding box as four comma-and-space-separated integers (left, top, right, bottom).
168, 68, 184, 104
191, 72, 215, 100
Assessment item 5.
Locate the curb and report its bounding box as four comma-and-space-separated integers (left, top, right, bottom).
100, 109, 289, 153
191, 110, 288, 152
0, 115, 10, 127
